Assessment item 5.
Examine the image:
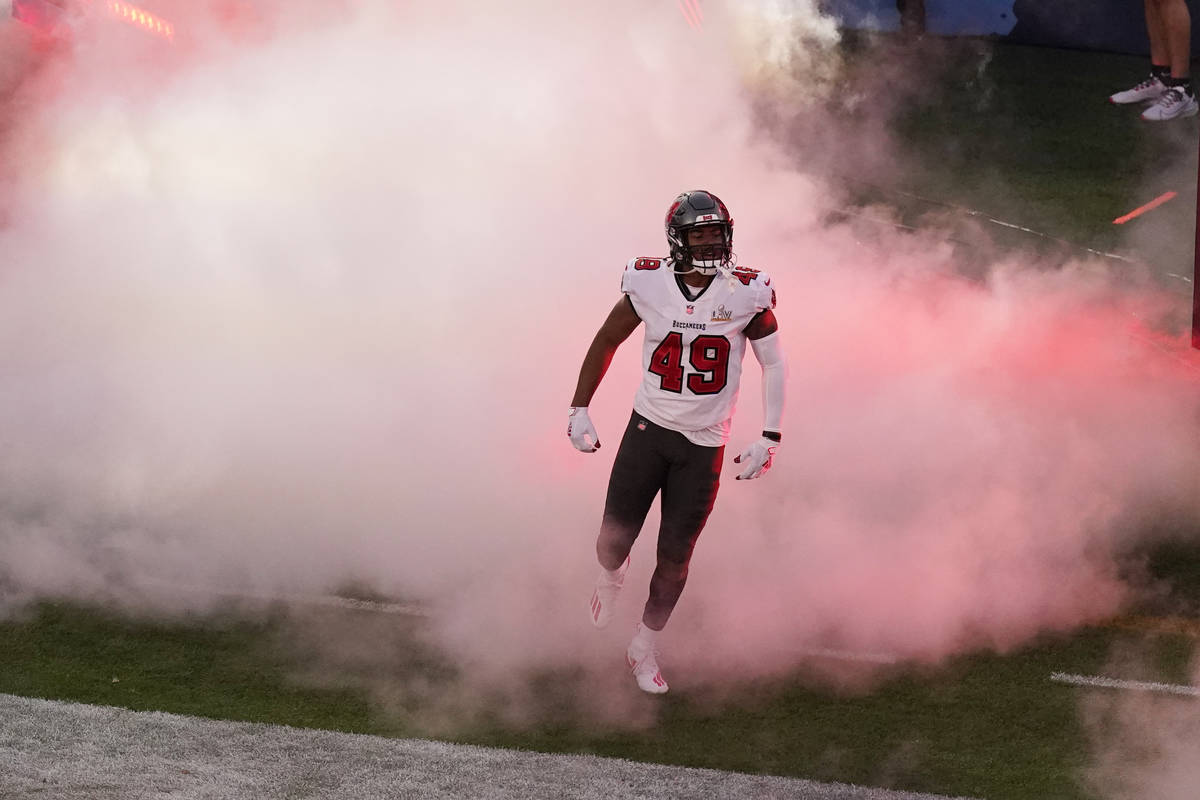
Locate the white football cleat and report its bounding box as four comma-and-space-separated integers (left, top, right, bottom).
1109, 75, 1166, 104
588, 556, 628, 629
1141, 87, 1199, 121
626, 632, 669, 694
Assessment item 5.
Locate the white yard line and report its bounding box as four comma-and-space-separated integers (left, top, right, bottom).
131, 577, 431, 617
798, 648, 899, 665
1049, 672, 1200, 698
874, 185, 1140, 265
224, 589, 430, 617
0, 693, 979, 800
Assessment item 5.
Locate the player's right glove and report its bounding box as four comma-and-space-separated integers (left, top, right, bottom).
567, 407, 601, 452
733, 436, 778, 480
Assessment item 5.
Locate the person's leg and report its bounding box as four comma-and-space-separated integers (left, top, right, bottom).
1111, 2, 1172, 104
596, 413, 668, 572
1146, 0, 1171, 70
1142, 0, 1197, 119
590, 413, 670, 629
641, 439, 723, 631
625, 436, 722, 694
897, 0, 925, 36
1157, 0, 1191, 79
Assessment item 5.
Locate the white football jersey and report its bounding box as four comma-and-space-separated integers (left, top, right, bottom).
621, 257, 776, 446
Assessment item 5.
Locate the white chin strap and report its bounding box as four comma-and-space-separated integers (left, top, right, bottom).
670, 257, 731, 277
685, 261, 720, 276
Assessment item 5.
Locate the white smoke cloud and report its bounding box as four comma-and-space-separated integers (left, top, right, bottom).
1081, 647, 1200, 800
0, 0, 1197, 729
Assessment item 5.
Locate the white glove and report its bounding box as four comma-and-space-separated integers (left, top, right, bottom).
733, 436, 778, 480
567, 407, 601, 452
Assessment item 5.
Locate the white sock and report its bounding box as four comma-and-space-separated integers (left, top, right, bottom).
602, 556, 629, 582
632, 622, 660, 650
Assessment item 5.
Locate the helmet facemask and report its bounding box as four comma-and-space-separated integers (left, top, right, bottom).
670, 224, 733, 275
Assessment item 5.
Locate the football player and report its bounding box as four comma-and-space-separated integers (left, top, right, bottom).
568, 190, 787, 694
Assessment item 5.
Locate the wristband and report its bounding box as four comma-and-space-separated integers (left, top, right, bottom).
762, 430, 781, 443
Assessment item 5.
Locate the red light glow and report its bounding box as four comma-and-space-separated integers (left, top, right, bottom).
105, 0, 175, 41
677, 0, 703, 30
75, 0, 176, 41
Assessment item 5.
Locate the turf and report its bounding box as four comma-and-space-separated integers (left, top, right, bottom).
0, 603, 385, 733
825, 35, 1198, 288
0, 600, 1194, 800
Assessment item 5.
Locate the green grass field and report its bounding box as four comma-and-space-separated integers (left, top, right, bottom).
2, 34, 1199, 800
820, 34, 1198, 290
0, 596, 1196, 800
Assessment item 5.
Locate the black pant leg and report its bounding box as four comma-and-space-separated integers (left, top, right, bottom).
642, 437, 723, 630
596, 412, 669, 571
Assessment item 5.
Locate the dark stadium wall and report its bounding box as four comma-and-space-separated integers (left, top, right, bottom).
1007, 0, 1200, 55
826, 0, 1200, 55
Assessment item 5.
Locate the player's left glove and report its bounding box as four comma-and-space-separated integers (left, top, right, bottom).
733, 436, 778, 480
567, 407, 601, 453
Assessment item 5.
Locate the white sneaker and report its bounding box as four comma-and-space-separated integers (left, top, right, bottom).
1109, 75, 1166, 104
588, 556, 628, 629
1142, 87, 1199, 121
626, 627, 669, 694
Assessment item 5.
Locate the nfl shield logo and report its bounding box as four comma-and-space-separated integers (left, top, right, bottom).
686, 304, 694, 315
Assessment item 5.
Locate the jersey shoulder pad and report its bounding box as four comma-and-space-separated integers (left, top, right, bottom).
627, 256, 664, 271
623, 257, 665, 294
730, 266, 775, 310
622, 257, 663, 296
729, 265, 767, 285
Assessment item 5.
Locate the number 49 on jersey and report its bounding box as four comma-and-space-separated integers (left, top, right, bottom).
649, 332, 730, 395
